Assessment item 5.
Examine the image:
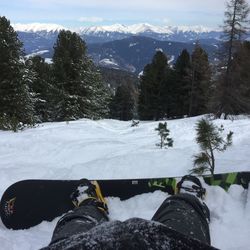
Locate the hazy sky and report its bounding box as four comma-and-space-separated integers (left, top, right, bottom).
1, 0, 250, 28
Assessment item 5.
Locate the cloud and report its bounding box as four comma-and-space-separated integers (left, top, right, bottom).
162, 18, 171, 24
18, 0, 229, 12
8, 0, 250, 12
78, 16, 104, 23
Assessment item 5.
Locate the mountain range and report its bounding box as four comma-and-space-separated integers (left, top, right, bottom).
14, 22, 223, 44
76, 23, 222, 44
15, 23, 223, 73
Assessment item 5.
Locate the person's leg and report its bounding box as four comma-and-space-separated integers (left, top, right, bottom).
50, 204, 109, 244
152, 194, 210, 244
49, 179, 109, 245
152, 176, 211, 245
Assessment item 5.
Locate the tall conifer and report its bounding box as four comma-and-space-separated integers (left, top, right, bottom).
138, 51, 173, 120
212, 0, 250, 118
174, 49, 192, 117
0, 16, 35, 131
52, 30, 110, 120
110, 83, 136, 121
189, 44, 211, 116
25, 56, 53, 122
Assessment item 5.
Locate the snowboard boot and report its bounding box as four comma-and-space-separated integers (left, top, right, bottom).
176, 175, 206, 200
71, 179, 108, 214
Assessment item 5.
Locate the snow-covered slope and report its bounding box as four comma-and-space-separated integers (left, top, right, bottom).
0, 116, 249, 249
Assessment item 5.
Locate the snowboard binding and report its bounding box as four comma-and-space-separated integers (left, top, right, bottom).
71, 179, 109, 214
176, 175, 206, 200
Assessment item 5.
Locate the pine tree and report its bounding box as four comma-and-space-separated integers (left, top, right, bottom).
231, 41, 250, 111
223, 0, 250, 71
222, 41, 250, 115
0, 16, 35, 131
138, 64, 154, 120
138, 51, 173, 120
110, 83, 137, 121
25, 56, 53, 122
174, 49, 192, 117
84, 63, 111, 119
212, 0, 250, 118
52, 30, 110, 121
191, 118, 233, 175
155, 122, 173, 149
189, 44, 211, 116
52, 30, 87, 121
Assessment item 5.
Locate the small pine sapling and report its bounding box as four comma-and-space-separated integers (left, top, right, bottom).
155, 122, 173, 149
191, 118, 233, 175
131, 120, 140, 127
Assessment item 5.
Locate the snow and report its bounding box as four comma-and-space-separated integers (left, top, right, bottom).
172, 25, 218, 34
129, 42, 138, 47
76, 23, 215, 36
78, 24, 129, 34
45, 58, 53, 64
138, 71, 144, 77
155, 48, 163, 52
0, 116, 250, 249
12, 23, 66, 33
13, 22, 220, 37
99, 58, 119, 67
25, 50, 49, 58
168, 55, 175, 65
127, 23, 173, 34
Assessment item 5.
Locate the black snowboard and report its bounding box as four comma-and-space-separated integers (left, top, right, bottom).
1, 171, 249, 230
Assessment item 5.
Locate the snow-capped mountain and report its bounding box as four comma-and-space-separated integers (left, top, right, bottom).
76, 23, 221, 43
78, 23, 174, 35
13, 22, 217, 36
12, 23, 66, 33
14, 22, 222, 44
77, 23, 216, 36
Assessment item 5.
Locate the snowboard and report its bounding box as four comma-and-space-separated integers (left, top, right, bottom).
1, 171, 249, 230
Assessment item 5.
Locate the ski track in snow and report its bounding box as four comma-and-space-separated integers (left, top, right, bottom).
0, 116, 250, 250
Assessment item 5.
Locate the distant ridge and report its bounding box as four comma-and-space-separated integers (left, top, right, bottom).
13, 22, 220, 35
12, 23, 66, 33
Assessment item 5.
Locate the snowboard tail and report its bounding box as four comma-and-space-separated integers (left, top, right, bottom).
1, 171, 249, 230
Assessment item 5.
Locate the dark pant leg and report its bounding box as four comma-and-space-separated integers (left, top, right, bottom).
50, 205, 109, 245
151, 193, 210, 245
